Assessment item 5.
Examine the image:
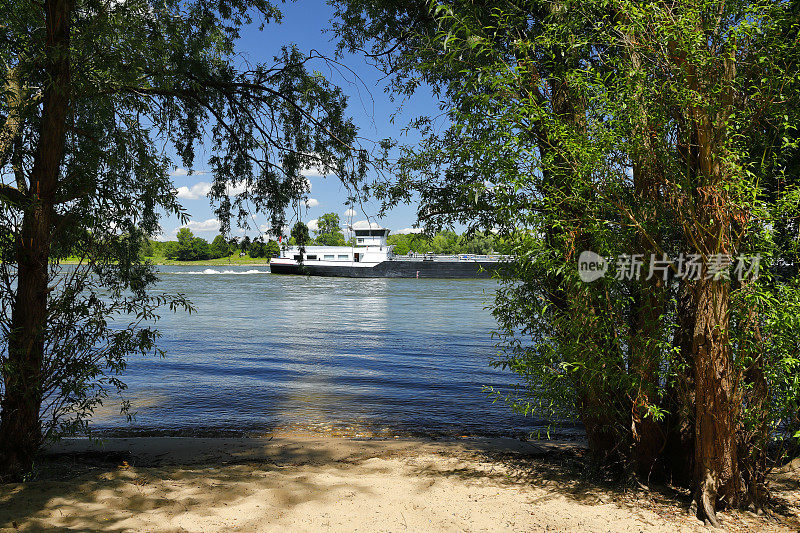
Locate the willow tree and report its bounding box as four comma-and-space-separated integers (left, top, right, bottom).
334, 0, 800, 523
0, 0, 366, 480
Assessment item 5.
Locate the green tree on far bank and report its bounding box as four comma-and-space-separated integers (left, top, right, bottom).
176, 228, 195, 261
245, 237, 280, 259
140, 239, 154, 258
291, 222, 310, 247
314, 213, 346, 246
138, 230, 499, 261
388, 236, 411, 255
248, 238, 265, 258
430, 231, 458, 254
264, 240, 281, 258
387, 231, 497, 255
174, 228, 211, 261
163, 242, 179, 261
210, 235, 231, 259
191, 238, 210, 260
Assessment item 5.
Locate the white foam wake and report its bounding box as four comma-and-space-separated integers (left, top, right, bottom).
173, 268, 269, 275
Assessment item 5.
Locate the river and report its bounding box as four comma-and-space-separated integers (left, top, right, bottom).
91, 265, 550, 437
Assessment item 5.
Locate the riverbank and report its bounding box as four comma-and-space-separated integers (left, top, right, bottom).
61, 257, 273, 266
1, 436, 797, 532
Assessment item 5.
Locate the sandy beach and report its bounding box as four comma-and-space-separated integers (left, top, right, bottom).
0, 436, 796, 532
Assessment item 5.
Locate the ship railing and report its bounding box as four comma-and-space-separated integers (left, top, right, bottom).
389, 253, 508, 262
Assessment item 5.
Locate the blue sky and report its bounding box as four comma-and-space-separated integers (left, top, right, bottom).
161, 1, 438, 241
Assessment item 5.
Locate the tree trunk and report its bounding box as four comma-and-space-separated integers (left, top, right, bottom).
663, 280, 696, 488
534, 34, 627, 464
0, 0, 71, 481
681, 31, 740, 523
0, 65, 27, 169
619, 26, 667, 480
628, 223, 665, 480
692, 277, 741, 526
0, 205, 52, 480
580, 392, 625, 467
739, 299, 769, 508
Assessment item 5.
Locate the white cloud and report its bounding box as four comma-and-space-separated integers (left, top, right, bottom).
180, 218, 220, 233
175, 181, 212, 200
301, 162, 327, 177
296, 152, 329, 178
307, 219, 319, 232
225, 181, 248, 196
174, 179, 246, 199
152, 233, 169, 242
305, 198, 319, 208
171, 167, 209, 177
343, 208, 356, 218
258, 224, 282, 239
398, 227, 424, 234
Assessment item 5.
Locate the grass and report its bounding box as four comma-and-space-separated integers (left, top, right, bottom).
145, 255, 272, 266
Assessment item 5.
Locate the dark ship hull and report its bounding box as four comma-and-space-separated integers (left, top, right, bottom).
269, 259, 499, 278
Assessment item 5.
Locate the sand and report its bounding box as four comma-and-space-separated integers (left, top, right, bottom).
0, 436, 797, 532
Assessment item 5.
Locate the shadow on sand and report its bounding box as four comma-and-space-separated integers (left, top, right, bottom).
0, 436, 797, 532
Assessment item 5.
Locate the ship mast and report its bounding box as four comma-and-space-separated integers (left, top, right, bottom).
346, 198, 354, 258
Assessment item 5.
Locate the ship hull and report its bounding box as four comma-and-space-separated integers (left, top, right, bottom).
269, 260, 499, 278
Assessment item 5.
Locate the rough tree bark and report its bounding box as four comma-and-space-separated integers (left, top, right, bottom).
676, 20, 745, 524
0, 0, 72, 481
692, 275, 741, 525
0, 66, 26, 169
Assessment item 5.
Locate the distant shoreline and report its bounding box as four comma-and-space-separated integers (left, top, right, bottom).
60, 258, 273, 267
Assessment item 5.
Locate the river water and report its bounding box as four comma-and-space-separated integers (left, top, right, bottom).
92, 265, 547, 437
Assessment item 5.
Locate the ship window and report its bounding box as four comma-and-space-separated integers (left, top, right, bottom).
338, 254, 349, 260
293, 255, 301, 261
357, 238, 364, 244
324, 254, 334, 260
354, 230, 370, 237
306, 255, 317, 260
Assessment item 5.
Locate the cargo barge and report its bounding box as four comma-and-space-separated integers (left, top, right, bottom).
269, 222, 501, 279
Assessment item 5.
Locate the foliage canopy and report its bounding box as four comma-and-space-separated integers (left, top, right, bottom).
0, 0, 365, 480
334, 0, 800, 521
